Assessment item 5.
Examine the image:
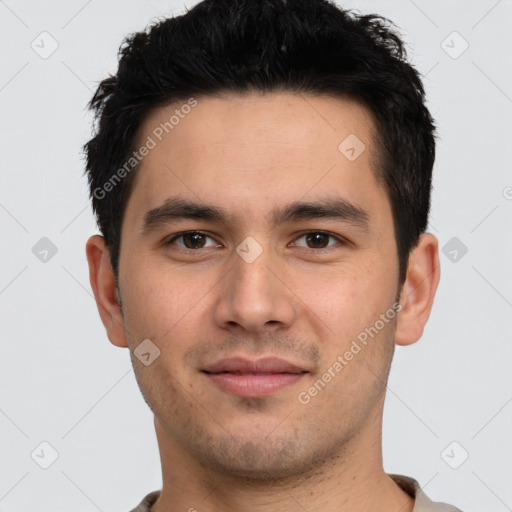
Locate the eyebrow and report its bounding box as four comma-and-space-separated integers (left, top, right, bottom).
140, 196, 370, 235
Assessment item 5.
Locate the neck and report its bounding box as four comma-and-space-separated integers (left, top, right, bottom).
150, 402, 415, 512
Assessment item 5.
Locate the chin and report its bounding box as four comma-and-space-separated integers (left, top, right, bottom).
189, 431, 330, 483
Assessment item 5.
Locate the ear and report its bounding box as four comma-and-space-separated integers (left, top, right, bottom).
85, 235, 128, 348
395, 233, 440, 346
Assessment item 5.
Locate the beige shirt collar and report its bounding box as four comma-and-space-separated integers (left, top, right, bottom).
389, 474, 463, 512
130, 473, 464, 512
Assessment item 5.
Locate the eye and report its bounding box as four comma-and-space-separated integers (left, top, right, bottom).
164, 230, 347, 252
291, 231, 346, 250
166, 231, 220, 250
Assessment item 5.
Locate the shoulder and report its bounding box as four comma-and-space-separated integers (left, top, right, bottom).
128, 490, 161, 512
389, 474, 464, 512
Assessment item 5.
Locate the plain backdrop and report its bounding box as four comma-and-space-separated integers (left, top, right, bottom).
1, 1, 511, 511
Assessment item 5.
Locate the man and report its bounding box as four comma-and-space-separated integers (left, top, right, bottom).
83, 0, 464, 510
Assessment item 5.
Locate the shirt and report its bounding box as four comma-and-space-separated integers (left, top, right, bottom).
128, 473, 464, 511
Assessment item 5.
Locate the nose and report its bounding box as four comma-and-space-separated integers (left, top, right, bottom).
213, 242, 296, 334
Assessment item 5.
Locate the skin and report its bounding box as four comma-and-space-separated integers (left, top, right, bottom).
86, 91, 440, 512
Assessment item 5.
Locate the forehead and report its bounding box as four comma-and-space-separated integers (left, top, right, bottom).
136, 91, 377, 166
125, 91, 387, 228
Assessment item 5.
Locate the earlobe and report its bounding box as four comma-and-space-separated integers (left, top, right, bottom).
85, 235, 128, 348
394, 233, 441, 346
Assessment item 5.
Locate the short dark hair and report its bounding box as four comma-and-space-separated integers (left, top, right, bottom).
83, 0, 437, 287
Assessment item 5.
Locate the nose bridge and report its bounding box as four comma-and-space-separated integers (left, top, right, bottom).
234, 243, 274, 298
214, 236, 295, 332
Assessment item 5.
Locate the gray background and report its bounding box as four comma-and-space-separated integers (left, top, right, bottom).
1, 0, 511, 510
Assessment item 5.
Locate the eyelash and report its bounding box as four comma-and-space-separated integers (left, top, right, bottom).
165, 230, 348, 252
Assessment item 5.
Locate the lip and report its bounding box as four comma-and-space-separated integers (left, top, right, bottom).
202, 357, 308, 397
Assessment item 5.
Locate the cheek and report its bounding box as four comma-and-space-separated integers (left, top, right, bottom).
294, 262, 385, 329
120, 258, 202, 343
297, 268, 397, 373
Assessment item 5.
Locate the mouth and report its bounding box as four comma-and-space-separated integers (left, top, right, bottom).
201, 357, 309, 398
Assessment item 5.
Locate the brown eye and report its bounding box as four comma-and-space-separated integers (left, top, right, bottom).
293, 231, 344, 249
305, 232, 330, 248
167, 231, 217, 249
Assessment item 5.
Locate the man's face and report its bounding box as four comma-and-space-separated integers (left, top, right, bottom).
117, 91, 401, 479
